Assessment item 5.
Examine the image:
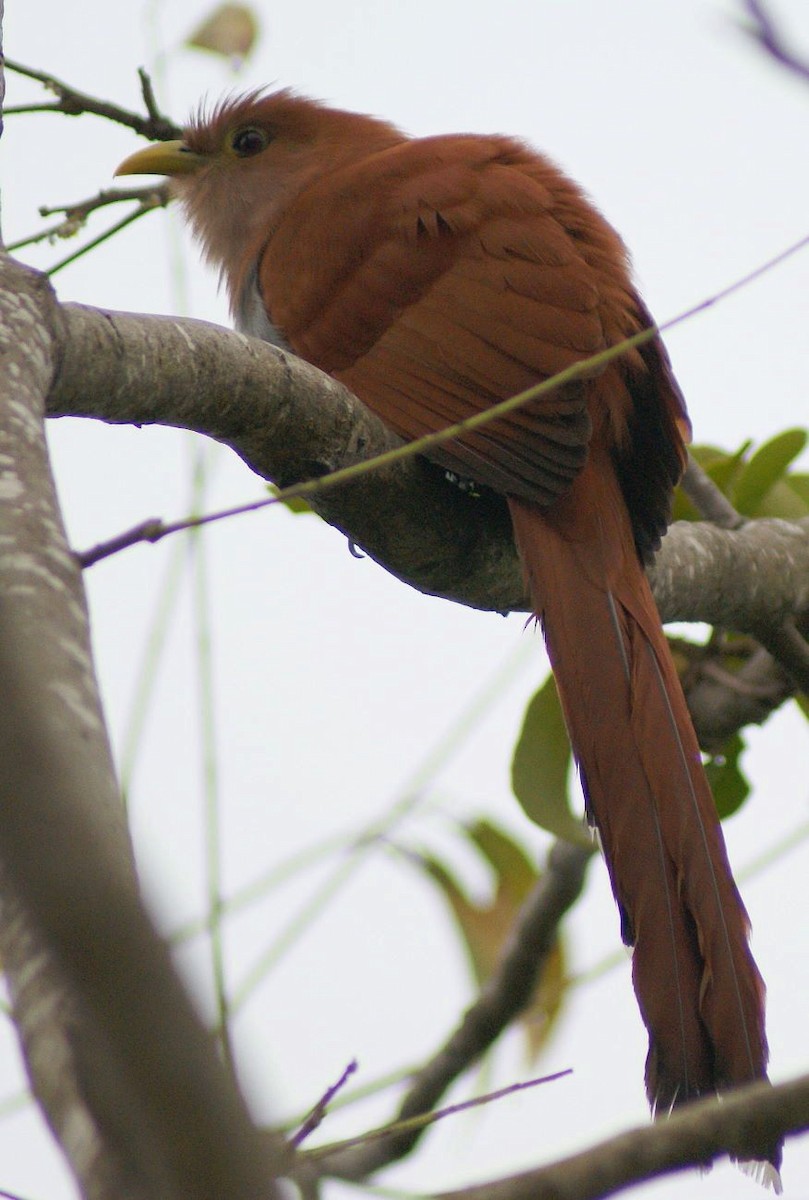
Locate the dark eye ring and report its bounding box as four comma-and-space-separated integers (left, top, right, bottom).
231, 126, 270, 157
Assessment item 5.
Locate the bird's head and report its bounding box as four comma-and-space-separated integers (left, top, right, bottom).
115, 89, 403, 298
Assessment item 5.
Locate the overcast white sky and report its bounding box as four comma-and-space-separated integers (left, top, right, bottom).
3, 2, 809, 1198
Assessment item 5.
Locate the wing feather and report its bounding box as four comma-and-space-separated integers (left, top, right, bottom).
256, 131, 676, 516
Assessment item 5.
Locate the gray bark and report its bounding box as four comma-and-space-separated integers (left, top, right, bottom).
0, 255, 282, 1198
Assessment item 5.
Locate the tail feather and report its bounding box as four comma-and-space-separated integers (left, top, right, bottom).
507, 460, 775, 1157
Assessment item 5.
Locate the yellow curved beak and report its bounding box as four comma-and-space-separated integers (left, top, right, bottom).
115, 140, 208, 178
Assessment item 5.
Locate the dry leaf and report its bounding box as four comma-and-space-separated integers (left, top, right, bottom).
417, 820, 569, 1062
186, 4, 259, 61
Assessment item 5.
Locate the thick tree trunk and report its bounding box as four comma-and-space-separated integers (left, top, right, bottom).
0, 254, 281, 1199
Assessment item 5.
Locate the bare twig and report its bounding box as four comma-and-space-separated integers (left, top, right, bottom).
39, 185, 169, 220
435, 1072, 809, 1200
681, 455, 745, 530
291, 1062, 359, 1148
138, 66, 167, 125
46, 205, 160, 276
299, 1070, 573, 1162
3, 102, 72, 116
5, 61, 176, 270
739, 0, 809, 83
754, 617, 809, 693
75, 518, 166, 568
7, 185, 168, 255
685, 644, 793, 749
311, 842, 592, 1181
4, 58, 181, 138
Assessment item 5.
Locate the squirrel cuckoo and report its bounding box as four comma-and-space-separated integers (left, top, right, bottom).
116, 92, 778, 1160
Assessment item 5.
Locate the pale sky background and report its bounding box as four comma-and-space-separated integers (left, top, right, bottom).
3, 2, 809, 1198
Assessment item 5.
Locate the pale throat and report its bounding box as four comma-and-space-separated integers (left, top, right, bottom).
177, 172, 284, 316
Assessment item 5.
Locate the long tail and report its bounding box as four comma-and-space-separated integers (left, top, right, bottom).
508, 460, 778, 1160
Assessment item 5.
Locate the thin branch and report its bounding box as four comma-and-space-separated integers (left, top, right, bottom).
434, 1072, 809, 1200
138, 66, 167, 125
292, 1062, 359, 1149
739, 0, 809, 83
311, 842, 592, 1181
4, 58, 180, 138
189, 453, 238, 1077
678, 458, 809, 692
681, 454, 745, 529
3, 102, 72, 116
299, 1071, 572, 1162
7, 185, 166, 255
46, 206, 161, 275
40, 185, 169, 222
685, 644, 793, 749
76, 517, 166, 567
753, 617, 809, 693
4, 62, 176, 269
278, 1064, 417, 1135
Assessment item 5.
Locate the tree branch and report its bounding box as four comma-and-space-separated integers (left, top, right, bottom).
646, 517, 809, 634
296, 842, 593, 1182
684, 645, 794, 749
4, 58, 180, 138
657, 456, 809, 692
738, 0, 809, 84
681, 454, 744, 529
434, 1072, 809, 1200
0, 252, 283, 1198
7, 185, 169, 256
49, 300, 522, 611
44, 300, 809, 643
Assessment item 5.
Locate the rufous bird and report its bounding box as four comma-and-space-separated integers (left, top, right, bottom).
116, 91, 778, 1163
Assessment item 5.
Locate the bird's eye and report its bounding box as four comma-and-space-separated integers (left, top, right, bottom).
230, 126, 270, 158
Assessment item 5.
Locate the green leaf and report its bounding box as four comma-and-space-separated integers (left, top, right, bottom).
511, 675, 588, 845
688, 443, 735, 469
732, 428, 808, 515
673, 441, 751, 507
674, 431, 808, 520
704, 440, 752, 497
704, 733, 750, 819
787, 472, 809, 501
753, 477, 809, 518
779, 473, 809, 513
